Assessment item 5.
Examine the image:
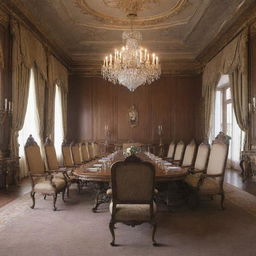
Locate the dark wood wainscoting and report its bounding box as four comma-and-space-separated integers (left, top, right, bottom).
67, 75, 203, 145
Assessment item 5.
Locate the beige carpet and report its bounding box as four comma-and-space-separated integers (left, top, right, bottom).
0, 184, 256, 256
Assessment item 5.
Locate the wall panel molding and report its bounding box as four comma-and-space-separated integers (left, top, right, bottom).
68, 76, 203, 145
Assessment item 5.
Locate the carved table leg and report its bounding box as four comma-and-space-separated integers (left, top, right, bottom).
92, 182, 110, 212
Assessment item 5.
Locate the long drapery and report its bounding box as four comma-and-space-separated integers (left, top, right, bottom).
11, 20, 48, 178
47, 55, 68, 141
11, 21, 30, 158
202, 30, 249, 148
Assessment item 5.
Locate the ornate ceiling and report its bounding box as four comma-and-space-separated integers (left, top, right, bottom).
2, 0, 256, 75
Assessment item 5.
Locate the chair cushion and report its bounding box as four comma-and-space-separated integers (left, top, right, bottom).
53, 172, 65, 179
185, 174, 220, 194
109, 201, 156, 221
34, 178, 66, 192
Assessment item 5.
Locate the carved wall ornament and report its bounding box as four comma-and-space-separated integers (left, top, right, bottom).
128, 105, 138, 128
75, 0, 189, 28
102, 0, 160, 15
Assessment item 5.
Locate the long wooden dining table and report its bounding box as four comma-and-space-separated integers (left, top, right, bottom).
73, 152, 187, 212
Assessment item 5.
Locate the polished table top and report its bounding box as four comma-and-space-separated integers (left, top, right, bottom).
74, 152, 187, 182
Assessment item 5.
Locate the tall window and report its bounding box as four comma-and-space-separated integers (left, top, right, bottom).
213, 75, 244, 170
54, 84, 64, 160
18, 68, 41, 177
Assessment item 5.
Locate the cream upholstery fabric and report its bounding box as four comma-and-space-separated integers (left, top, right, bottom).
71, 144, 82, 165
25, 146, 45, 174
173, 141, 185, 161
45, 146, 59, 170
167, 142, 175, 158
34, 178, 65, 191
92, 142, 99, 158
62, 146, 74, 166
88, 143, 94, 159
194, 144, 210, 171
109, 202, 156, 221
185, 175, 220, 194
53, 172, 65, 179
81, 143, 90, 162
182, 142, 196, 166
207, 143, 228, 175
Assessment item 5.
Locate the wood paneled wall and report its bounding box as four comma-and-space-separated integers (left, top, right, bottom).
67, 75, 203, 144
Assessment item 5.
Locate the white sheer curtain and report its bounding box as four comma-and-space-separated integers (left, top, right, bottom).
18, 68, 41, 178
54, 84, 64, 161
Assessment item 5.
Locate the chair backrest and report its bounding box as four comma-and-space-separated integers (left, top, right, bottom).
182, 140, 196, 166
44, 137, 59, 170
62, 141, 74, 167
92, 142, 100, 158
173, 141, 185, 161
88, 142, 94, 159
71, 142, 83, 165
167, 141, 176, 158
206, 132, 229, 177
194, 142, 210, 171
24, 135, 45, 175
111, 155, 155, 204
80, 142, 90, 162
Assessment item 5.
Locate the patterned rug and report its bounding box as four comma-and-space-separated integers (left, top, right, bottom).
1, 184, 256, 256
0, 183, 256, 231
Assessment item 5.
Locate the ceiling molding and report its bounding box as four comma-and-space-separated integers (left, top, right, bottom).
196, 2, 256, 66
0, 0, 72, 69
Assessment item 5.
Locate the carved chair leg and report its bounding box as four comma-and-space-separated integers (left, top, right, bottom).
53, 193, 58, 211
109, 221, 116, 246
30, 191, 35, 209
220, 193, 225, 210
67, 184, 70, 198
151, 221, 158, 246
62, 188, 66, 202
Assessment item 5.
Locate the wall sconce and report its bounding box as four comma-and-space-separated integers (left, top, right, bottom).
0, 98, 13, 125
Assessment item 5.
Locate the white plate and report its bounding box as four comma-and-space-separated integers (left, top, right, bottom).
166, 166, 181, 171
93, 164, 102, 167
86, 168, 99, 172
164, 163, 172, 166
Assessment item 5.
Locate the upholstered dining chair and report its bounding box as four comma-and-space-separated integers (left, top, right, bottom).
45, 138, 79, 196
88, 142, 94, 160
185, 132, 229, 210
165, 141, 176, 161
186, 141, 210, 175
171, 140, 185, 165
25, 135, 66, 211
92, 142, 100, 158
71, 142, 83, 165
180, 140, 197, 168
62, 141, 75, 167
80, 142, 91, 162
109, 155, 157, 246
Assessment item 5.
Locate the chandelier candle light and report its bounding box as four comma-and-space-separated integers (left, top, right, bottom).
102, 30, 161, 92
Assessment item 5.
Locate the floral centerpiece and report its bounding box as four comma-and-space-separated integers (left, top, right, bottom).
124, 146, 139, 157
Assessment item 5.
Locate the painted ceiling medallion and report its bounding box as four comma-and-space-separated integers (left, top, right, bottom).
75, 0, 189, 28
103, 0, 160, 15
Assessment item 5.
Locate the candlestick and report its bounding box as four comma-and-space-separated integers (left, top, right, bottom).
4, 98, 7, 111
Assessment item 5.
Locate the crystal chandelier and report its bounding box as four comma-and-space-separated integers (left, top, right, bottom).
101, 30, 161, 91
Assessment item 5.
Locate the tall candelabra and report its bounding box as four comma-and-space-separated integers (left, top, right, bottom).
157, 124, 164, 157
104, 124, 110, 154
